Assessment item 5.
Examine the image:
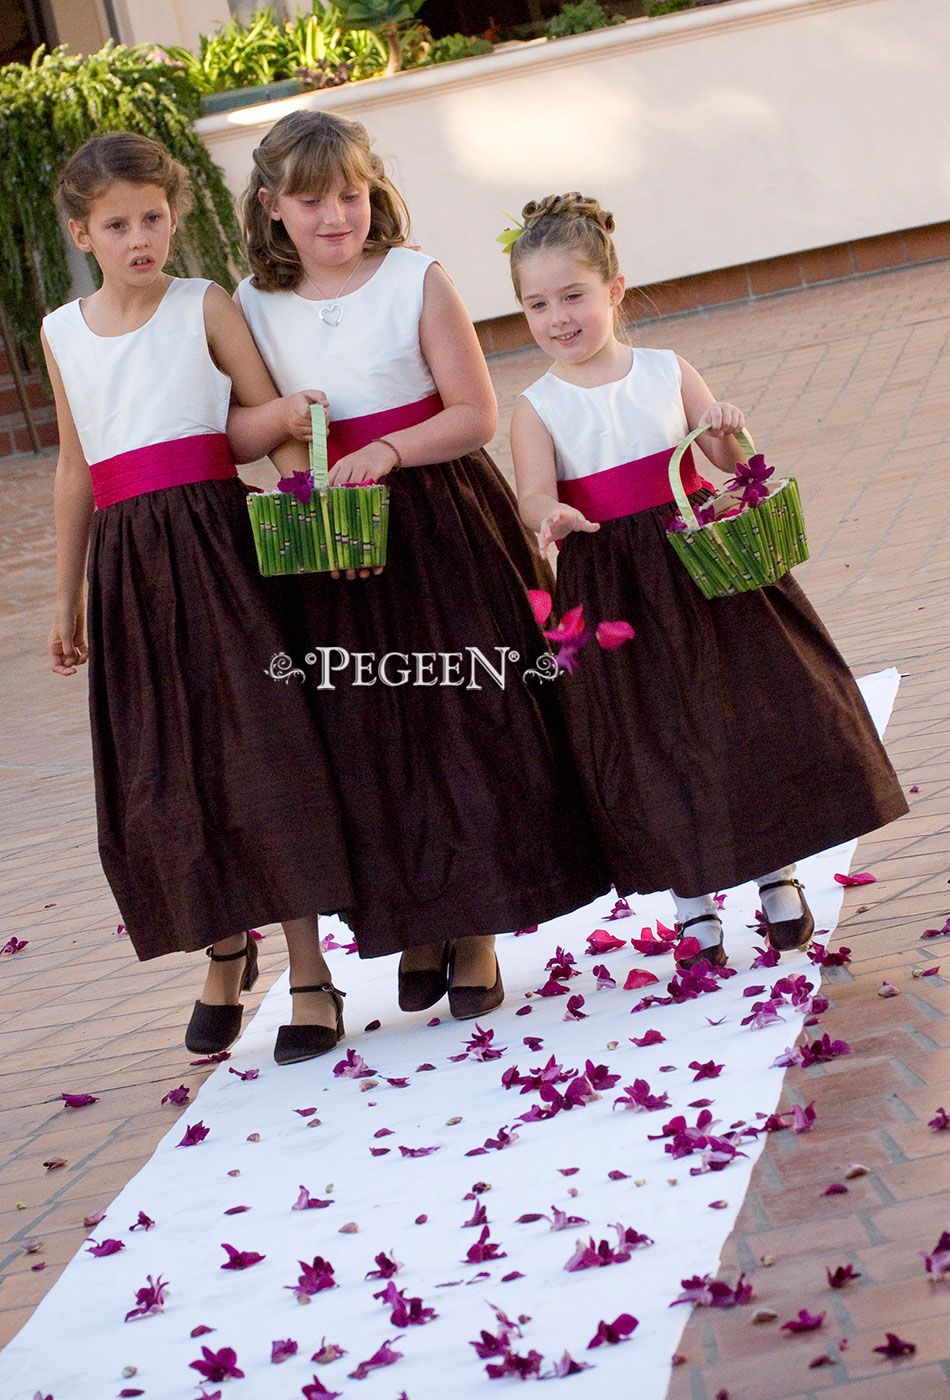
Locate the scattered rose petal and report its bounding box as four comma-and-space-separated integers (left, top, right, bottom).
0, 937, 28, 955
515, 1005, 532, 1017
791, 1101, 817, 1134
399, 1144, 440, 1158
191, 1325, 215, 1337
228, 1067, 259, 1081
365, 1252, 402, 1280
809, 1354, 836, 1368
921, 917, 950, 939
528, 588, 553, 628
311, 1340, 347, 1364
624, 968, 660, 990
834, 871, 876, 886
332, 1050, 376, 1079
586, 929, 627, 954
271, 1338, 298, 1363
564, 995, 587, 1021
61, 1093, 98, 1108
82, 1210, 106, 1228
162, 1085, 190, 1106
220, 1242, 265, 1271
823, 1183, 848, 1196
285, 1257, 336, 1302
919, 1228, 950, 1276
631, 1029, 665, 1047
928, 1107, 950, 1131
689, 1060, 723, 1081
42, 1158, 67, 1171
826, 1264, 860, 1288
364, 1019, 381, 1032
189, 1052, 230, 1066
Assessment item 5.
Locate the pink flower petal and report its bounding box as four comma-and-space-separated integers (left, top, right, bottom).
833, 871, 876, 886
595, 619, 635, 649
528, 589, 553, 628
624, 968, 660, 991
872, 1333, 916, 1358
347, 1339, 404, 1380
61, 1093, 99, 1108
176, 1121, 209, 1147
781, 1309, 825, 1334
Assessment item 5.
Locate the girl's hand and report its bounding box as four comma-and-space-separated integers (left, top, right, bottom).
284, 391, 329, 442
538, 505, 600, 556
328, 440, 399, 487
699, 401, 745, 437
48, 609, 87, 676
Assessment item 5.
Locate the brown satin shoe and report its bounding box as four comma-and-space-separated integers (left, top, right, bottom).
447, 950, 504, 1021
675, 914, 728, 969
273, 983, 345, 1065
185, 935, 259, 1054
397, 943, 450, 1013
759, 878, 814, 952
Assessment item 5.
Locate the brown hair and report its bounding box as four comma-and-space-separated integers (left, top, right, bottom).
508, 192, 619, 301
56, 131, 191, 225
242, 110, 411, 292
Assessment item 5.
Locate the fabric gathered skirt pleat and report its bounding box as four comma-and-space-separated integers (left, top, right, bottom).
552, 497, 908, 899
289, 450, 611, 957
87, 475, 355, 961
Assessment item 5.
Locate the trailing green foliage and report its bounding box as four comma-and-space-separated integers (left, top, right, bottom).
0, 42, 242, 367
546, 0, 624, 38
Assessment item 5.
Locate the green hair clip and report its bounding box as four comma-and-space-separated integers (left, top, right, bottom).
496, 210, 524, 255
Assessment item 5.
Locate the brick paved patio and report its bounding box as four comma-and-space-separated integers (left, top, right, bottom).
1, 260, 948, 1395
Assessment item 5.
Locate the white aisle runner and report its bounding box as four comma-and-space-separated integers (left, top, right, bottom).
0, 673, 901, 1400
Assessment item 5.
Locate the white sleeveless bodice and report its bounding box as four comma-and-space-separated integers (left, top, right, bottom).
520, 348, 688, 480
42, 278, 231, 465
237, 247, 437, 418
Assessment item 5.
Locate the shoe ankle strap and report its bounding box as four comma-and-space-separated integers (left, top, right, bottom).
206, 939, 252, 962
289, 982, 345, 998
758, 878, 803, 894
678, 914, 722, 932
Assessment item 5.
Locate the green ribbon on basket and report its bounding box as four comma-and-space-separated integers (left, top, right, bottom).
309, 402, 329, 488
668, 425, 757, 530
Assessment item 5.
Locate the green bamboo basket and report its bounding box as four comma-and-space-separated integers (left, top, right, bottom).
666, 426, 808, 599
246, 405, 390, 576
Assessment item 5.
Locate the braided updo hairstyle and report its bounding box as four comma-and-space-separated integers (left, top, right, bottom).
508, 192, 619, 302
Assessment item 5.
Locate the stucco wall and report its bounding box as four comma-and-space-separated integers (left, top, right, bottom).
197, 0, 950, 322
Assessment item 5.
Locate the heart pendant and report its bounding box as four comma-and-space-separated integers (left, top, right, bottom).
320, 303, 343, 327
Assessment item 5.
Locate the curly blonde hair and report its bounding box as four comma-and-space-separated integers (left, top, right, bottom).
508, 192, 619, 301
242, 110, 411, 292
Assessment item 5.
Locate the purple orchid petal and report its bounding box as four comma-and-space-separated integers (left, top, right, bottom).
61, 1092, 98, 1108
872, 1332, 916, 1358
220, 1242, 265, 1270
161, 1085, 190, 1106
587, 1314, 638, 1347
124, 1274, 168, 1321
781, 1309, 825, 1334
302, 1378, 341, 1399
86, 1237, 124, 1257
285, 1257, 336, 1301
292, 1186, 333, 1211
826, 1264, 860, 1289
189, 1347, 245, 1383
277, 469, 315, 504
586, 929, 627, 954
271, 1338, 298, 1364
347, 1339, 404, 1380
176, 1121, 209, 1147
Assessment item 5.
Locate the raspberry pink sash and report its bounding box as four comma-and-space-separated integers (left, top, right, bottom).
557, 445, 706, 522
90, 433, 237, 510
328, 393, 443, 467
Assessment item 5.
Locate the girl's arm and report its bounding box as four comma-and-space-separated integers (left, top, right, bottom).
42, 330, 94, 675
510, 397, 599, 557
329, 263, 498, 486
205, 284, 324, 469
678, 357, 745, 473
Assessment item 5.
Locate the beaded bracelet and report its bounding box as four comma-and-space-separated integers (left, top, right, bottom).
372, 436, 402, 471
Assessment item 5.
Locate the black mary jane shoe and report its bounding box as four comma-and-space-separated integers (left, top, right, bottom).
675, 914, 728, 970
184, 935, 259, 1055
759, 877, 814, 952
398, 943, 450, 1013
273, 983, 346, 1066
447, 949, 505, 1021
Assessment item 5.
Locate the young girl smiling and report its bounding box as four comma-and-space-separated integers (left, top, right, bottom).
508, 192, 906, 964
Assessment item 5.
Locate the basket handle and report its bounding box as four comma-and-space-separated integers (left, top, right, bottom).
309, 403, 329, 488
668, 424, 756, 530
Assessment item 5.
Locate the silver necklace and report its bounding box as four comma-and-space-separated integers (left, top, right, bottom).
302, 254, 363, 327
